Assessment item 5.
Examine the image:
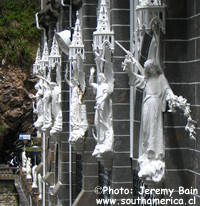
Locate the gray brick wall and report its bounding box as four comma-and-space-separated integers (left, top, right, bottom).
110, 0, 133, 200
164, 0, 200, 203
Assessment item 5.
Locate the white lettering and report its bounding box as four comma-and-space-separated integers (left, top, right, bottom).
138, 185, 145, 195
179, 186, 185, 194
168, 189, 174, 197
188, 197, 196, 205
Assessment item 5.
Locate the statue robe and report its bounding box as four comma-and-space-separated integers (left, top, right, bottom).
132, 73, 172, 161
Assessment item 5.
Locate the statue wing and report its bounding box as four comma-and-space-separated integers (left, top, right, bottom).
104, 45, 114, 93
148, 32, 161, 68
77, 55, 86, 93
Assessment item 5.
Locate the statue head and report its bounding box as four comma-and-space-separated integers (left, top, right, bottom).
71, 78, 79, 86
97, 73, 106, 84
144, 59, 162, 78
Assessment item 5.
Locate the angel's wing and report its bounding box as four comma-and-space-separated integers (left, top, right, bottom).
148, 32, 160, 67
103, 45, 114, 93
77, 55, 86, 93
71, 57, 79, 80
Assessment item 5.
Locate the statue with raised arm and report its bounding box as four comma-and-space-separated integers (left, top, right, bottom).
65, 60, 84, 127
41, 66, 52, 132
123, 57, 174, 182
32, 79, 44, 131
123, 55, 196, 182
89, 66, 114, 157
50, 63, 62, 135
66, 56, 88, 147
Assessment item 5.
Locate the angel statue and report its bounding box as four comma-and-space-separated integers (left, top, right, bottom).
122, 55, 196, 183
123, 55, 174, 182
89, 47, 114, 158
41, 66, 52, 132
29, 79, 44, 131
118, 13, 196, 182
65, 56, 88, 146
50, 62, 62, 136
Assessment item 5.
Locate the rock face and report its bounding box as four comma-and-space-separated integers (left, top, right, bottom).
0, 65, 36, 163
0, 180, 18, 206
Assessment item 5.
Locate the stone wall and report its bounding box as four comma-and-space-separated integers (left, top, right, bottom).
110, 0, 133, 199
164, 0, 200, 203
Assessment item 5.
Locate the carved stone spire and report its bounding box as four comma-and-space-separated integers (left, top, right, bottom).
69, 11, 84, 61
33, 46, 41, 75
96, 0, 110, 32
93, 0, 114, 52
35, 46, 41, 63
49, 34, 61, 67
41, 38, 49, 62
71, 12, 83, 48
50, 35, 61, 58
40, 37, 49, 77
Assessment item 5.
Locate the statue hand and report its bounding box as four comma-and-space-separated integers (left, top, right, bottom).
90, 67, 95, 75
122, 56, 133, 71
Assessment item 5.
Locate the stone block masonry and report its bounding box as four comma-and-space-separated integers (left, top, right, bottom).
164, 0, 200, 202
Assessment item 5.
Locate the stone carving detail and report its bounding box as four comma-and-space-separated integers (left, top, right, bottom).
122, 55, 196, 183
32, 164, 38, 188
40, 39, 52, 132
89, 65, 114, 158
49, 36, 62, 136
31, 47, 44, 131
167, 95, 196, 139
33, 35, 62, 135
90, 0, 115, 158
122, 56, 173, 182
119, 2, 196, 183
66, 61, 88, 147
138, 0, 162, 6
33, 79, 44, 131
136, 0, 166, 57
33, 47, 41, 75
67, 12, 88, 149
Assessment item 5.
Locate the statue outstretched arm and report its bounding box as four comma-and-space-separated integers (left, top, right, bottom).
116, 41, 144, 75
122, 56, 146, 89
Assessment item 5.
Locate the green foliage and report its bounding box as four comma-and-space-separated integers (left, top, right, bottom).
0, 0, 41, 69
